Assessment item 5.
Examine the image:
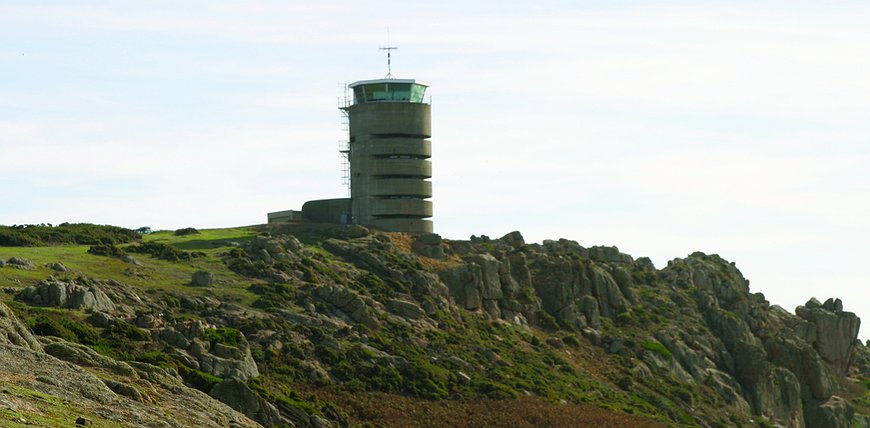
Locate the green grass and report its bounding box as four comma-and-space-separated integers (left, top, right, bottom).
144, 226, 260, 253
641, 341, 673, 359
0, 382, 116, 427
0, 228, 260, 306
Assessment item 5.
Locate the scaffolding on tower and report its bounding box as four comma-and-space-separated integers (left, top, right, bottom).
338, 85, 351, 196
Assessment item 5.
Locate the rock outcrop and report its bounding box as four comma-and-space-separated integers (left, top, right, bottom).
210, 379, 285, 427
155, 319, 260, 381
17, 277, 144, 316
796, 298, 861, 375
5, 257, 36, 270
0, 301, 42, 352
3, 224, 868, 428
0, 305, 260, 427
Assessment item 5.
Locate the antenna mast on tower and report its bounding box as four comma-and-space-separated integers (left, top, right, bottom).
380, 29, 397, 78
380, 46, 397, 78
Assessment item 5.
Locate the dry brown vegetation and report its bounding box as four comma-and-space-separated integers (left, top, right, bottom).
312, 389, 668, 428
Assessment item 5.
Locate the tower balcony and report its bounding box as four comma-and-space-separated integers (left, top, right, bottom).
370, 159, 431, 178
370, 198, 433, 218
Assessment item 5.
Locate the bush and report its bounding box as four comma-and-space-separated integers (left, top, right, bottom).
202, 327, 242, 347
0, 229, 42, 246
28, 314, 100, 345
248, 377, 318, 415
137, 351, 174, 366
178, 364, 222, 392
127, 242, 204, 262
87, 244, 128, 258
174, 227, 199, 236
250, 283, 297, 309
534, 311, 560, 331
640, 341, 672, 359
0, 223, 140, 247
102, 320, 150, 341
562, 335, 581, 348
472, 378, 520, 399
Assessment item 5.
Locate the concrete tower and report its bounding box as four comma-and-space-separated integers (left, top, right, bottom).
343, 78, 433, 233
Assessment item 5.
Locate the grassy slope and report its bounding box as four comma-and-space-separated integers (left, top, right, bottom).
0, 381, 117, 428
0, 226, 261, 306
0, 227, 265, 426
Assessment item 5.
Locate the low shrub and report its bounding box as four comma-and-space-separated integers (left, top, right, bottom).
562, 335, 581, 348
174, 227, 199, 236
136, 351, 174, 366
0, 223, 140, 247
178, 364, 222, 392
28, 314, 100, 345
640, 341, 672, 359
87, 244, 128, 258
202, 326, 242, 347
102, 320, 150, 342
127, 242, 204, 262
534, 311, 560, 331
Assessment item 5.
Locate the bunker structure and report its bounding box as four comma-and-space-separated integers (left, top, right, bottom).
267, 77, 433, 234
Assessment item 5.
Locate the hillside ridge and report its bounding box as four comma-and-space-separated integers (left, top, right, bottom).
1, 223, 868, 427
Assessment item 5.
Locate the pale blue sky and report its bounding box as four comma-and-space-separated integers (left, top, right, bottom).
2, 1, 869, 339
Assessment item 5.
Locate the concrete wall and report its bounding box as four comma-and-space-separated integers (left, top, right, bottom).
348, 103, 431, 137
367, 218, 433, 234
369, 179, 432, 198
348, 101, 433, 234
301, 198, 352, 224
267, 210, 303, 223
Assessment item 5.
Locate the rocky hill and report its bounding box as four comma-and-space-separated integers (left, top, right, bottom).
1, 223, 868, 427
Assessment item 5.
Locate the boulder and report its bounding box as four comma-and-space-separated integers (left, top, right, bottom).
18, 279, 119, 313
529, 257, 591, 320
588, 246, 632, 264
438, 264, 483, 310
191, 270, 215, 287
756, 366, 804, 427
611, 267, 637, 304
134, 313, 162, 329
209, 379, 287, 427
42, 339, 136, 377
0, 302, 43, 352
469, 254, 502, 300
189, 337, 260, 381
704, 369, 752, 416
700, 303, 771, 411
498, 231, 525, 249
408, 271, 449, 299
412, 234, 445, 258
805, 395, 855, 428
158, 327, 190, 349
588, 264, 628, 318
7, 257, 36, 270
47, 262, 68, 272
313, 285, 380, 329
417, 233, 442, 246
796, 298, 861, 375
654, 329, 715, 380
763, 331, 839, 428
578, 296, 601, 329
103, 379, 146, 402
387, 299, 426, 320
88, 311, 114, 328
